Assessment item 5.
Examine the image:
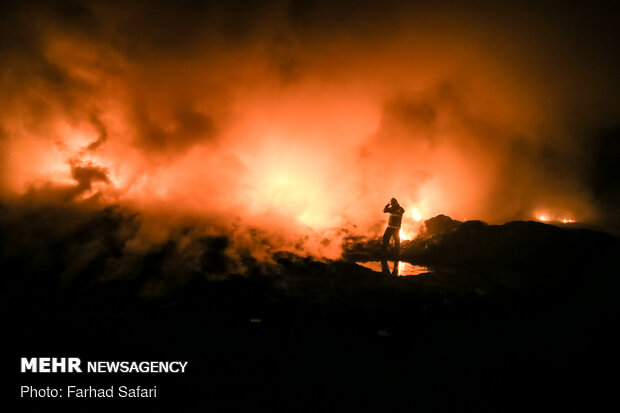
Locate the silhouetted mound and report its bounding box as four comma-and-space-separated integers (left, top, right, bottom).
419, 213, 462, 237
403, 218, 617, 273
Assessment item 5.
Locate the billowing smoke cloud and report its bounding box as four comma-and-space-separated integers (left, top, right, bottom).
2, 0, 619, 262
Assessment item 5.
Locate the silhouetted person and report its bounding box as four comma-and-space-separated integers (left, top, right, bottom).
382, 197, 405, 255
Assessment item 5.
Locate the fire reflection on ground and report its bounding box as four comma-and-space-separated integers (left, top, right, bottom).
356, 261, 432, 276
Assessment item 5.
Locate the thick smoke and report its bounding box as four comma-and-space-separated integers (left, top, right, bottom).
1, 0, 619, 262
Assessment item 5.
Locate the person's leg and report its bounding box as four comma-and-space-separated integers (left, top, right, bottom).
394, 229, 400, 252
382, 227, 391, 250
392, 260, 400, 276
381, 259, 390, 275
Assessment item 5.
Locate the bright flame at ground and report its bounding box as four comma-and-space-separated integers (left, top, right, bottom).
394, 205, 429, 241
399, 229, 407, 240
411, 209, 422, 221
535, 210, 577, 224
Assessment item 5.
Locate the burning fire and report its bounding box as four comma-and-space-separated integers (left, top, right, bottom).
0, 0, 603, 261
535, 211, 577, 224
397, 206, 428, 241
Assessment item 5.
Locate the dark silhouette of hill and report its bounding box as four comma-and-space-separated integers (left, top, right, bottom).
403, 218, 617, 280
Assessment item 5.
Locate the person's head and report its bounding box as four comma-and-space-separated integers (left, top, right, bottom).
391, 197, 399, 206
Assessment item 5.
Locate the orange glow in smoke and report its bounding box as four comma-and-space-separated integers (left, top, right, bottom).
257, 168, 327, 228
0, 3, 600, 260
